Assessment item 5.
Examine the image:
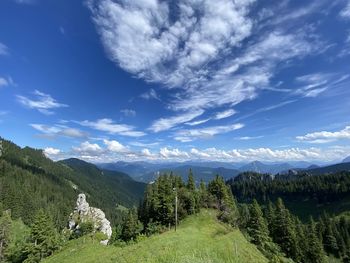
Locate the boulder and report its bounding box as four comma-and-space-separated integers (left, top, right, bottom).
68, 193, 112, 245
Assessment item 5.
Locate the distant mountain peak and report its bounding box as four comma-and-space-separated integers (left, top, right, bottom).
343, 156, 350, 163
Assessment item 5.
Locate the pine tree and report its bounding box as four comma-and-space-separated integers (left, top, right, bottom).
305, 217, 325, 263
198, 179, 207, 208
247, 200, 270, 247
0, 211, 12, 261
187, 169, 196, 192
24, 210, 60, 263
322, 213, 339, 256
121, 208, 143, 241
270, 198, 300, 261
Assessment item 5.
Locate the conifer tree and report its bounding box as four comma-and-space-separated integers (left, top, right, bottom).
305, 217, 325, 263
247, 200, 270, 247
322, 213, 339, 256
121, 208, 143, 241
0, 211, 12, 261
270, 198, 300, 261
24, 210, 60, 263
187, 169, 196, 192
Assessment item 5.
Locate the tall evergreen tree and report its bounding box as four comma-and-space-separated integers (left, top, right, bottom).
322, 213, 339, 257
121, 208, 143, 241
270, 198, 300, 261
305, 217, 325, 263
187, 169, 196, 192
24, 210, 60, 263
247, 200, 270, 247
0, 211, 12, 261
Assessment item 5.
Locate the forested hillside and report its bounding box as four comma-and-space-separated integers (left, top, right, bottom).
0, 138, 145, 227
228, 171, 350, 219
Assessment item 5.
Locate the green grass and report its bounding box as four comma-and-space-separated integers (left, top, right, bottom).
44, 210, 268, 263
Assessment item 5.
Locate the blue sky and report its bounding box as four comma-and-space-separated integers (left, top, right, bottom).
1, 0, 350, 163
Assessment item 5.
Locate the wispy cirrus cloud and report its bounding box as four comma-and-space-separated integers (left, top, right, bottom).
174, 123, 244, 142
149, 110, 204, 132
140, 88, 160, 100
0, 42, 8, 55
30, 123, 88, 139
237, 136, 264, 140
214, 109, 236, 120
0, 76, 16, 88
17, 90, 68, 115
88, 0, 323, 131
78, 118, 145, 137
294, 72, 349, 98
120, 109, 136, 117
340, 0, 350, 19
297, 126, 350, 144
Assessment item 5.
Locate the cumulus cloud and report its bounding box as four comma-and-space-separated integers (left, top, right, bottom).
159, 147, 189, 159
78, 118, 145, 137
174, 123, 244, 142
30, 124, 87, 139
44, 147, 61, 156
103, 139, 128, 152
72, 141, 103, 155
50, 139, 350, 163
296, 126, 350, 143
17, 90, 68, 115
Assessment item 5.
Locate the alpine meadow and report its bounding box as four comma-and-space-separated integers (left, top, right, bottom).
1, 0, 350, 263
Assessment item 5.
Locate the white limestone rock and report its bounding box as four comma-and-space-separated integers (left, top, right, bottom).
68, 193, 112, 245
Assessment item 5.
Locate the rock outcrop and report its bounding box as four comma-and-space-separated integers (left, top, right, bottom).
68, 193, 112, 245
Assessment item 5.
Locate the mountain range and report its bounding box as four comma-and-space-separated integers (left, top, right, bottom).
97, 159, 349, 183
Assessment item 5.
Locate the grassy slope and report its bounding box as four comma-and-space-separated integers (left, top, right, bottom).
45, 210, 267, 263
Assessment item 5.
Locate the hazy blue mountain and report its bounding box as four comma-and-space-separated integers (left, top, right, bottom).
343, 156, 350, 163
307, 162, 350, 175
239, 161, 293, 174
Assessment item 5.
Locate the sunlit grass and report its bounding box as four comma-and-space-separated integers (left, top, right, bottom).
44, 209, 267, 263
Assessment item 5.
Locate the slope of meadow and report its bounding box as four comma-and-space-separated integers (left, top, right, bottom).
44, 210, 267, 263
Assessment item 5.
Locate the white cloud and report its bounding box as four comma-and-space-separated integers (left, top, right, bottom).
0, 76, 15, 88
17, 90, 68, 115
120, 109, 136, 117
30, 124, 87, 138
140, 88, 160, 100
214, 109, 236, 120
44, 147, 61, 156
88, 0, 320, 131
53, 142, 350, 163
159, 147, 190, 159
174, 123, 244, 142
296, 126, 350, 143
0, 42, 8, 55
294, 73, 334, 98
149, 110, 204, 132
103, 139, 128, 152
237, 136, 264, 140
0, 78, 8, 87
340, 1, 350, 19
129, 141, 159, 147
78, 118, 145, 137
72, 141, 103, 155
185, 118, 210, 126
